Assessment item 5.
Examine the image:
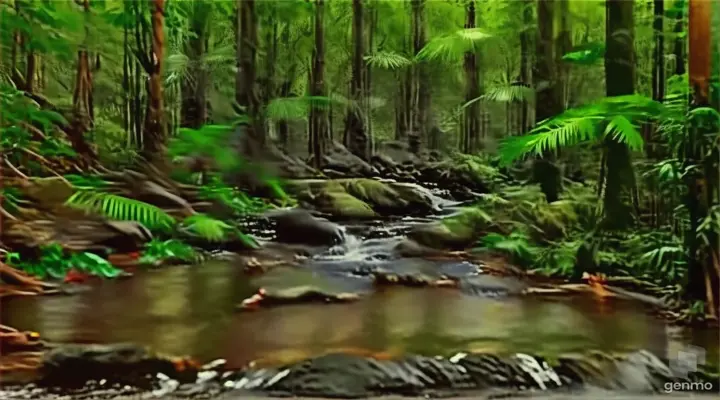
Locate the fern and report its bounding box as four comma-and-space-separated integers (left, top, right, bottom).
498, 95, 662, 165
66, 190, 175, 231
364, 51, 412, 70
417, 28, 492, 62
181, 214, 232, 242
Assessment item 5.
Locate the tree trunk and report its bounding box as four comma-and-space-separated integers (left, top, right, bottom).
69, 0, 97, 162
181, 5, 209, 129
556, 0, 571, 110
672, 2, 686, 75
343, 0, 369, 160
365, 5, 377, 155
277, 24, 293, 151
25, 50, 35, 94
309, 0, 330, 168
685, 0, 718, 318
462, 1, 480, 154
532, 0, 562, 203
236, 0, 264, 156
519, 0, 533, 134
409, 0, 428, 153
141, 0, 166, 161
602, 0, 637, 229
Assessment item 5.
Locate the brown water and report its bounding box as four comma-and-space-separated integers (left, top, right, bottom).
2, 260, 717, 369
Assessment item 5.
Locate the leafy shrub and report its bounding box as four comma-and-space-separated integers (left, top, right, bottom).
6, 244, 122, 279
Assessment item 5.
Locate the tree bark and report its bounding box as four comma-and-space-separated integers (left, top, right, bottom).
532, 0, 562, 203
602, 0, 637, 229
409, 0, 428, 153
462, 1, 480, 154
309, 0, 330, 168
141, 0, 167, 162
343, 0, 369, 160
672, 3, 686, 75
236, 0, 264, 156
69, 0, 97, 162
519, 0, 533, 134
181, 5, 209, 129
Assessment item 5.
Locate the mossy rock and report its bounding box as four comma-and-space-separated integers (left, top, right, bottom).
339, 179, 405, 211
316, 190, 377, 219
407, 208, 490, 250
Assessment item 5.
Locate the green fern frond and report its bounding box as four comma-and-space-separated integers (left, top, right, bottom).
480, 85, 535, 103
66, 190, 175, 230
364, 51, 412, 69
417, 28, 492, 62
181, 214, 231, 242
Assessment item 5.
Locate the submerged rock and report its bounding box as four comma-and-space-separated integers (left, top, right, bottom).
39, 343, 198, 389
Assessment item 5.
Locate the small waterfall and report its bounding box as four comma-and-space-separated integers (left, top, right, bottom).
317, 233, 402, 264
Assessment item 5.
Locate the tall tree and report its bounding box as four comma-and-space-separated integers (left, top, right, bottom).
181, 3, 210, 129
69, 0, 97, 161
555, 0, 572, 109
602, 0, 637, 228
235, 0, 263, 155
685, 0, 718, 318
532, 0, 562, 203
462, 0, 480, 154
409, 0, 428, 153
309, 0, 330, 168
343, 0, 369, 160
141, 0, 167, 161
519, 0, 533, 134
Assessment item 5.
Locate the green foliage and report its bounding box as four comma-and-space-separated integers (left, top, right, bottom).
364, 51, 413, 70
417, 28, 493, 62
181, 214, 232, 242
198, 178, 268, 216
6, 244, 122, 280
139, 239, 200, 265
168, 124, 241, 172
65, 190, 175, 231
561, 42, 605, 65
498, 95, 665, 166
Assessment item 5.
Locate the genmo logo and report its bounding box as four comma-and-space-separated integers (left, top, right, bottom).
663, 381, 715, 393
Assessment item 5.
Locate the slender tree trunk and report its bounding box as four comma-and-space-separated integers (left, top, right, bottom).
141, 0, 167, 161
277, 24, 293, 151
365, 5, 377, 155
181, 6, 209, 129
462, 1, 480, 154
25, 50, 35, 93
236, 0, 264, 155
602, 0, 637, 229
519, 0, 533, 134
343, 0, 369, 160
556, 0, 571, 110
309, 0, 330, 168
409, 0, 427, 153
532, 0, 562, 203
673, 1, 686, 76
69, 0, 96, 162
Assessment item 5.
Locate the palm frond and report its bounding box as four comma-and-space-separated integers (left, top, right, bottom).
66, 191, 175, 230
364, 51, 412, 69
416, 28, 492, 62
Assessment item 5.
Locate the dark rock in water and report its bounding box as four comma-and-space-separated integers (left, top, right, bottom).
229, 351, 718, 398
459, 275, 528, 297
269, 209, 345, 246
238, 267, 372, 309
39, 343, 197, 389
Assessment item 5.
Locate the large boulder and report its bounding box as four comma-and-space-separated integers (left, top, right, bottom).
407, 208, 490, 250
284, 178, 436, 218
267, 209, 346, 246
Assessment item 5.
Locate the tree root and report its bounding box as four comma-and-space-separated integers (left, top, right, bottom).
0, 262, 55, 291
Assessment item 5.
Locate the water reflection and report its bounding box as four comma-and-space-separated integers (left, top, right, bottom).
1, 262, 717, 369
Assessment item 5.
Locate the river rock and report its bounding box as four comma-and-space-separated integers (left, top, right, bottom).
285, 178, 435, 218
268, 209, 345, 246
39, 343, 198, 388
237, 267, 371, 309
407, 208, 491, 250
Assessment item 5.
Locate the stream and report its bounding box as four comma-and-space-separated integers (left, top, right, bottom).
1, 189, 719, 398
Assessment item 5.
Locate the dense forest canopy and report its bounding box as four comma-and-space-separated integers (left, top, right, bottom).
0, 0, 719, 322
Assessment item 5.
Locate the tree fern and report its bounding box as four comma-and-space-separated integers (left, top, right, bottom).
497, 95, 663, 166
66, 190, 175, 230
364, 51, 412, 70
